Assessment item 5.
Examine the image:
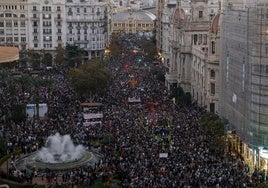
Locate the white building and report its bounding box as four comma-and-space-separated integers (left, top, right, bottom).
0, 0, 28, 50
27, 0, 66, 51
66, 0, 108, 59
0, 0, 110, 63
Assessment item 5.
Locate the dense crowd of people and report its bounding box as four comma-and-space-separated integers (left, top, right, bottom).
0, 34, 264, 187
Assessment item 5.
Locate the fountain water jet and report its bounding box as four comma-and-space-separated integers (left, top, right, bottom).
35, 133, 85, 163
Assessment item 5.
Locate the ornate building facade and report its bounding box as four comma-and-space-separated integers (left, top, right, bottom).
165, 0, 220, 113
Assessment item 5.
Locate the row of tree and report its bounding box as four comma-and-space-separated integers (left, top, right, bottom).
19, 44, 85, 70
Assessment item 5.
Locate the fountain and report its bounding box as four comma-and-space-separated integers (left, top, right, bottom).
36, 133, 85, 163
15, 133, 102, 173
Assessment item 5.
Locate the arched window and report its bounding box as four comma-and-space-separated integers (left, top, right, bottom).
210, 70, 215, 79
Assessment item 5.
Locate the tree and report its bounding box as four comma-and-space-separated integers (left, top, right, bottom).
140, 40, 157, 62
69, 59, 111, 100
199, 113, 226, 153
108, 34, 123, 59
55, 44, 66, 67
27, 50, 41, 69
31, 77, 52, 118
64, 44, 83, 68
11, 104, 26, 123
0, 135, 7, 158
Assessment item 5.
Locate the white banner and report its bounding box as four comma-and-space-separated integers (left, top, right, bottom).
128, 97, 141, 103
83, 113, 103, 120
26, 103, 47, 118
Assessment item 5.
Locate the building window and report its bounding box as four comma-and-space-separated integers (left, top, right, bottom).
210, 70, 215, 79
199, 11, 203, 18
77, 8, 80, 13
0, 22, 3, 27
226, 54, 229, 83
203, 34, 207, 45
193, 34, 197, 45
198, 34, 202, 45
43, 14, 51, 19
68, 8, 73, 15
84, 8, 87, 13
34, 43, 38, 47
242, 63, 245, 91
210, 83, 215, 95
5, 13, 12, 17
33, 6, 36, 11
6, 21, 12, 27
58, 36, 61, 41
57, 6, 61, 11
211, 41, 215, 54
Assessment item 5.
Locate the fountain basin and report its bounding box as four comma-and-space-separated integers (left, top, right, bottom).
15, 150, 102, 172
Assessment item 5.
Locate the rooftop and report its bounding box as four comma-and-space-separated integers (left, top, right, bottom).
112, 9, 156, 21
0, 46, 19, 64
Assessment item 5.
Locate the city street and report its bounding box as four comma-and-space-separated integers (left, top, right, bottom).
0, 34, 258, 187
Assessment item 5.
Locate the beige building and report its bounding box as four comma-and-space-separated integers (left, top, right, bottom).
165, 0, 221, 113
111, 9, 156, 34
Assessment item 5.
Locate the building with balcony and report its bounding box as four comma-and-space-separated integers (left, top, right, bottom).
66, 0, 108, 59
27, 0, 66, 52
0, 0, 28, 50
0, 0, 110, 64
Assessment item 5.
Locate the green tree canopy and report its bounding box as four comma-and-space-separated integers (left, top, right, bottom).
27, 50, 41, 69
0, 135, 7, 157
199, 113, 226, 152
55, 44, 66, 67
140, 40, 157, 62
108, 34, 123, 58
64, 44, 83, 68
69, 59, 111, 99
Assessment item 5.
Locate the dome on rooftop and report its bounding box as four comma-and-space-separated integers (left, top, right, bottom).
112, 10, 156, 21
211, 13, 220, 34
